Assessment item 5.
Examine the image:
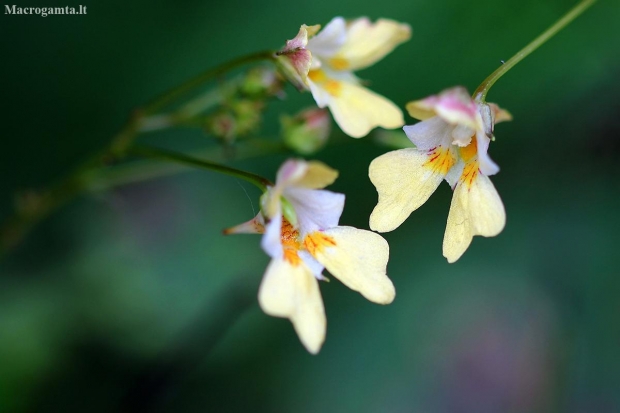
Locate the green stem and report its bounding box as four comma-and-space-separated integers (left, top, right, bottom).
0, 51, 277, 256
474, 0, 597, 101
142, 50, 275, 115
130, 145, 273, 192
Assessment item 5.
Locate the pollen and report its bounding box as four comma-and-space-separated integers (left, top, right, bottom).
461, 160, 479, 189
281, 219, 303, 266
423, 146, 456, 175
304, 231, 337, 256
329, 57, 349, 70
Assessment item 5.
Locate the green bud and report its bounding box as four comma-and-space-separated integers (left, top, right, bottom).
281, 108, 331, 155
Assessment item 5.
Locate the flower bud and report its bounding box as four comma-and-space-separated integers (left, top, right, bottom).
240, 67, 283, 99
281, 108, 331, 155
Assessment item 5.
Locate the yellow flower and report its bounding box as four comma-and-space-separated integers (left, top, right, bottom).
277, 17, 411, 138
368, 87, 512, 263
226, 159, 395, 353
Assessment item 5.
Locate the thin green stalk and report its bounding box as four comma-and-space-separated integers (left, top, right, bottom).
84, 140, 286, 191
474, 0, 597, 101
130, 145, 273, 192
142, 50, 275, 115
0, 51, 277, 256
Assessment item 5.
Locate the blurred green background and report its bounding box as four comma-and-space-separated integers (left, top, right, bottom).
1, 0, 619, 412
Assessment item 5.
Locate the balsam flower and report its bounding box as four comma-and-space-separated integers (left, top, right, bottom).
368, 87, 512, 263
276, 17, 411, 138
226, 159, 395, 354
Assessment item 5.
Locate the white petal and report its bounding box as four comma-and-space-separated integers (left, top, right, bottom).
326, 80, 404, 138
261, 211, 282, 259
475, 130, 500, 176
307, 17, 347, 58
307, 227, 394, 304
369, 148, 455, 232
308, 77, 332, 108
258, 258, 326, 354
284, 187, 344, 235
403, 116, 453, 150
443, 172, 505, 263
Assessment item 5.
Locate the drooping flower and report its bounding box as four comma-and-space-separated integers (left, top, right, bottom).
368, 87, 512, 263
276, 17, 411, 138
225, 159, 395, 353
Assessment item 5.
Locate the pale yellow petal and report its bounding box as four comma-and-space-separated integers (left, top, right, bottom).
306, 227, 394, 304
258, 258, 326, 354
369, 148, 455, 232
294, 161, 339, 189
443, 172, 505, 263
332, 18, 411, 71
327, 81, 404, 138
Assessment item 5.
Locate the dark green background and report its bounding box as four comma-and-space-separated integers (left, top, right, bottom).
1, 0, 619, 412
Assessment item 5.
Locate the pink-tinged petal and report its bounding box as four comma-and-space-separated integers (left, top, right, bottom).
305, 227, 395, 304
275, 24, 321, 90
261, 211, 283, 260
281, 24, 320, 52
307, 17, 347, 58
328, 18, 411, 72
276, 158, 339, 189
283, 187, 345, 235
222, 213, 265, 235
276, 159, 309, 187
403, 116, 454, 150
258, 258, 326, 354
407, 87, 478, 130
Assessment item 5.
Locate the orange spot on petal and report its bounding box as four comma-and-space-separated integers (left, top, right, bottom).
308, 69, 327, 83
304, 232, 337, 256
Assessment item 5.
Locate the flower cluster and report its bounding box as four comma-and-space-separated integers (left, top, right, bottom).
226, 159, 394, 353
276, 17, 411, 138
369, 87, 511, 262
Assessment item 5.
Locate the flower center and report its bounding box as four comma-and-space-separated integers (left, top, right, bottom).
308, 69, 342, 97
280, 219, 337, 266
281, 219, 302, 266
459, 135, 478, 162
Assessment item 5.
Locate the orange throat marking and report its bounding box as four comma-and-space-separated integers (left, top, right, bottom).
308, 69, 342, 97
279, 219, 337, 266
281, 219, 302, 266
303, 232, 336, 256
459, 136, 480, 189
423, 146, 456, 175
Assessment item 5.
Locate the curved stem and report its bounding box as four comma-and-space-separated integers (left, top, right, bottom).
142, 50, 275, 115
130, 145, 273, 192
474, 0, 597, 101
0, 51, 277, 256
